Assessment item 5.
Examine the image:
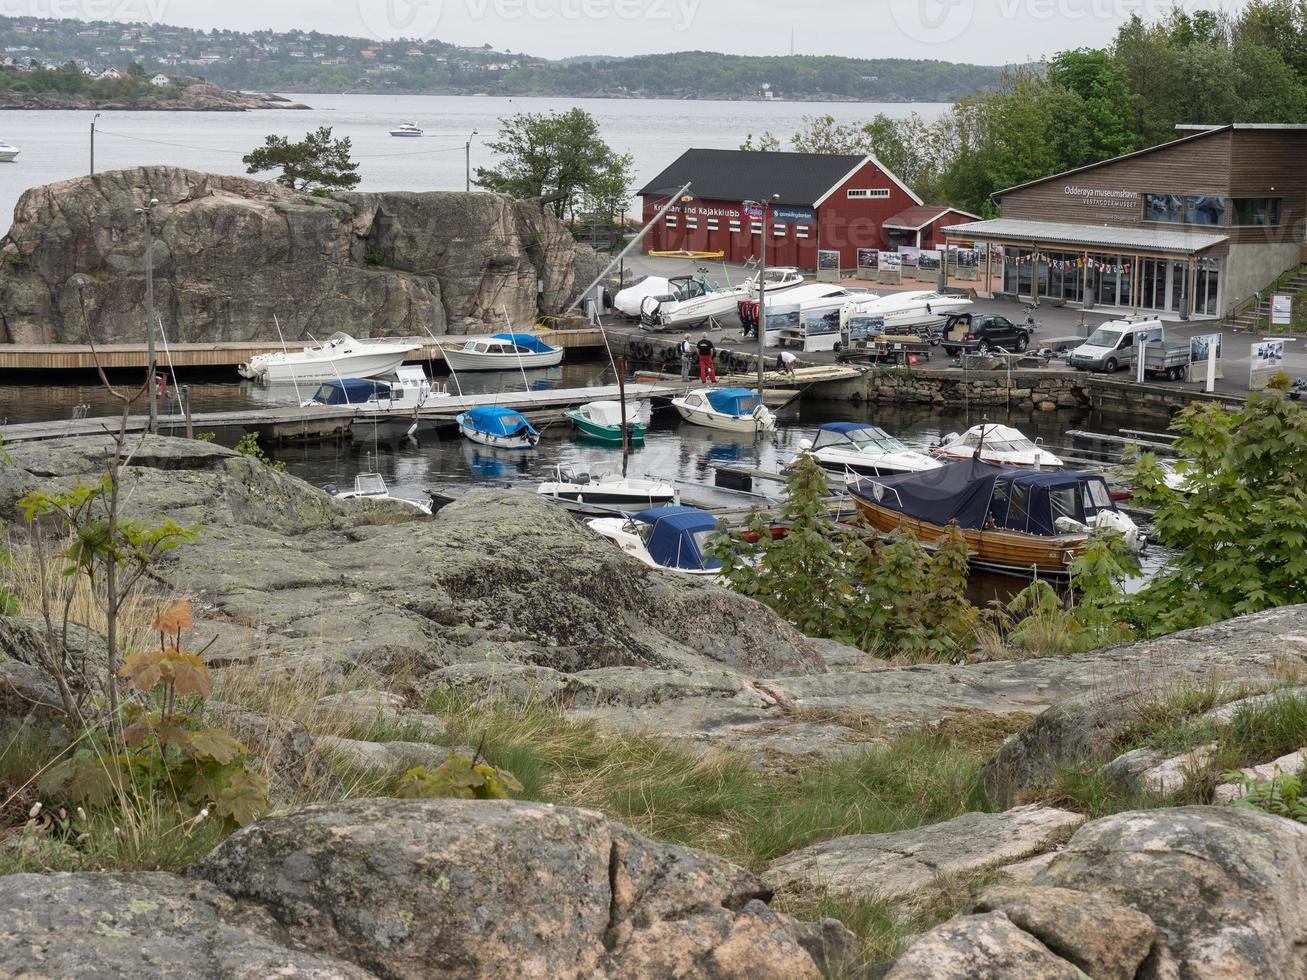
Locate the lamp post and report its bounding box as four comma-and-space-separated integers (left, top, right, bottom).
465, 129, 478, 193
135, 198, 159, 434
744, 194, 780, 394
90, 112, 100, 175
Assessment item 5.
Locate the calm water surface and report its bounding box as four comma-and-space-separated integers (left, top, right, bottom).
0, 94, 949, 222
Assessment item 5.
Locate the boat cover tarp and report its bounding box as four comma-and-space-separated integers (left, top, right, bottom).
492, 333, 555, 355
852, 459, 1111, 537
634, 506, 722, 571
463, 406, 539, 437
851, 458, 1006, 531
706, 388, 761, 416
819, 422, 885, 436
312, 379, 390, 405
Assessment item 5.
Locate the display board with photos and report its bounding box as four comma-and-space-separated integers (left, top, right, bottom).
1250, 339, 1286, 390
915, 249, 942, 283
857, 248, 879, 273
844, 313, 886, 343
817, 249, 842, 283
1189, 333, 1223, 383
877, 251, 903, 285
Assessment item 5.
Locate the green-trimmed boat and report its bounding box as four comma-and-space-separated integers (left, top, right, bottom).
565, 400, 648, 445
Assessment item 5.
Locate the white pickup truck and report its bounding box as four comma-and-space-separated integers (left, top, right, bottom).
1068, 317, 1190, 379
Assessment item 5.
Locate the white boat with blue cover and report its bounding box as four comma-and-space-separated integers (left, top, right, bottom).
456, 406, 540, 450
442, 333, 564, 372
801, 422, 942, 478
300, 368, 447, 412
587, 506, 724, 577
672, 388, 777, 434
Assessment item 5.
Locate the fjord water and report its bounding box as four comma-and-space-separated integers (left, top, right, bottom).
0, 94, 950, 221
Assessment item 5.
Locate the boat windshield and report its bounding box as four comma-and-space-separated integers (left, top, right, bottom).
355, 474, 387, 495
847, 430, 908, 454
1085, 328, 1123, 349
986, 438, 1037, 454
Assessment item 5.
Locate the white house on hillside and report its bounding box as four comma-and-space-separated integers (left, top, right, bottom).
150, 73, 170, 87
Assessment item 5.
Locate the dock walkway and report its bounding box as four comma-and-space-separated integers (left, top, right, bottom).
0, 382, 686, 444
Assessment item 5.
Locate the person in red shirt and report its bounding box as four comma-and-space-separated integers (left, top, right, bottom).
696, 335, 717, 382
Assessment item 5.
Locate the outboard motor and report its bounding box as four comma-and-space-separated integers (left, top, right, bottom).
639, 295, 665, 331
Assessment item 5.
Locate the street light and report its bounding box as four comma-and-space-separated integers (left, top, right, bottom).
465, 129, 478, 193
743, 193, 780, 393
90, 112, 100, 175
134, 198, 159, 434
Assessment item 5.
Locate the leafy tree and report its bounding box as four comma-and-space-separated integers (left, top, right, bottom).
243, 126, 361, 192
474, 108, 633, 220
1127, 383, 1307, 634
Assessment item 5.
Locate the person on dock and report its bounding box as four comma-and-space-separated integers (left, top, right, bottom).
696, 335, 717, 383
778, 350, 798, 378
679, 334, 695, 382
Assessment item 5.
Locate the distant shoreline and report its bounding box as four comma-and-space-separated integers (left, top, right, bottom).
0, 90, 310, 112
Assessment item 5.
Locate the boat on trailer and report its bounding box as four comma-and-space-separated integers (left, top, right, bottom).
456, 406, 540, 450
848, 458, 1143, 577
587, 505, 724, 577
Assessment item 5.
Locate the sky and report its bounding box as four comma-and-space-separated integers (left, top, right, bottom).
56, 0, 1239, 63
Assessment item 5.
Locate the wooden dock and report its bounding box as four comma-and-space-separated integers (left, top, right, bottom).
0, 329, 605, 372
0, 381, 690, 444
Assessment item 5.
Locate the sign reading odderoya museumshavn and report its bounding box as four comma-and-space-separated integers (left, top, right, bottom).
1064, 185, 1140, 211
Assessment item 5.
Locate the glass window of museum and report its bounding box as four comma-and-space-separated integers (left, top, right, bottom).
1000, 191, 1282, 316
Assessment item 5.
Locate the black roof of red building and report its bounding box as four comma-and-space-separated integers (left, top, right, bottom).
639, 149, 907, 207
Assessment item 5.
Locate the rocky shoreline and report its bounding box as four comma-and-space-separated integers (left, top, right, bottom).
3, 435, 1307, 976
0, 85, 310, 111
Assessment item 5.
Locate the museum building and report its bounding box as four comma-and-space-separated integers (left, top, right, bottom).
944, 124, 1307, 317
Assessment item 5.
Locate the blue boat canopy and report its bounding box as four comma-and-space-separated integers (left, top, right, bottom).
310, 379, 389, 406
633, 506, 723, 571
819, 422, 882, 435
705, 388, 762, 416
492, 333, 555, 355
851, 458, 1118, 537
463, 405, 539, 437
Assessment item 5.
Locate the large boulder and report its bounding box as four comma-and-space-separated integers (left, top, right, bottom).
1034, 806, 1307, 979
764, 805, 1084, 903
886, 911, 1086, 979
188, 797, 834, 978
0, 166, 603, 343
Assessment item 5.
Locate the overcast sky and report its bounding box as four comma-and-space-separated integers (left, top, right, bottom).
89, 0, 1236, 63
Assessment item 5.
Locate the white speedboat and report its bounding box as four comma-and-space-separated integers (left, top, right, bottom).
537, 465, 677, 513
840, 290, 973, 335
614, 276, 672, 319
672, 388, 776, 434
801, 423, 942, 478
931, 424, 1064, 469
0, 141, 19, 162
441, 333, 564, 372
300, 367, 447, 411
641, 267, 805, 332
327, 473, 433, 515
587, 505, 723, 577
238, 333, 421, 384
389, 123, 423, 137
754, 284, 867, 347
456, 406, 540, 450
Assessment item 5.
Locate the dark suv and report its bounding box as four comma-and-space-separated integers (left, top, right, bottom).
940, 313, 1031, 355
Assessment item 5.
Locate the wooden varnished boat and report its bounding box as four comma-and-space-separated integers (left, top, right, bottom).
847, 458, 1143, 578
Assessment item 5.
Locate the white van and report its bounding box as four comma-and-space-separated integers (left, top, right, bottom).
1069, 317, 1165, 373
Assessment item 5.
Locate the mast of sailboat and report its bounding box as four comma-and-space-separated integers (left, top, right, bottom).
564, 181, 693, 315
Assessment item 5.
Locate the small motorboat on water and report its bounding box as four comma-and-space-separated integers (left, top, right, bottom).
537, 465, 677, 512
932, 424, 1064, 469
0, 141, 19, 162
801, 422, 942, 478
565, 400, 650, 445
441, 333, 564, 372
587, 505, 724, 576
238, 333, 420, 384
389, 123, 423, 137
300, 367, 448, 411
327, 473, 433, 515
849, 458, 1144, 577
456, 406, 540, 450
672, 388, 776, 434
